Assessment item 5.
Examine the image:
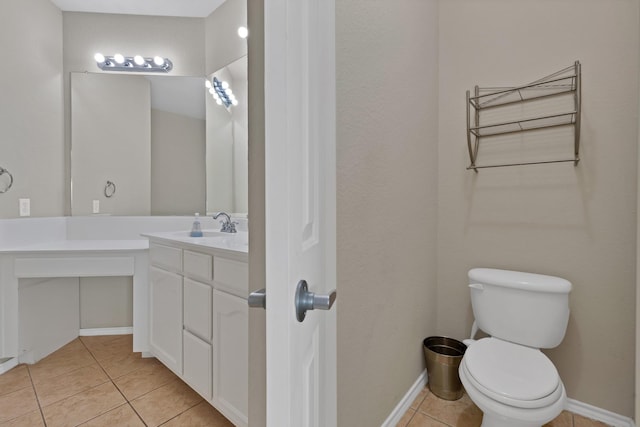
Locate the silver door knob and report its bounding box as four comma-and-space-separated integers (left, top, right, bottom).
295, 280, 337, 322
248, 288, 266, 309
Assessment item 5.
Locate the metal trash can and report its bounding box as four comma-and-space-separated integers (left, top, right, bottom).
423, 336, 467, 400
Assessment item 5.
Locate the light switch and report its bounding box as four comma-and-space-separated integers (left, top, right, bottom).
92, 200, 100, 214
19, 198, 30, 217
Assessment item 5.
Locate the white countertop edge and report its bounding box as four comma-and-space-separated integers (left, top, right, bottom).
0, 240, 149, 254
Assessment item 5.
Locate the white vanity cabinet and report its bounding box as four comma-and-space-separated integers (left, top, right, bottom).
146, 238, 248, 427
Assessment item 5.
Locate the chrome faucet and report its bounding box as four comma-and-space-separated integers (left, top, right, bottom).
213, 212, 237, 233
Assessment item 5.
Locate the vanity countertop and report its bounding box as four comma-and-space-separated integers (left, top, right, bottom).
142, 230, 248, 258
0, 239, 148, 254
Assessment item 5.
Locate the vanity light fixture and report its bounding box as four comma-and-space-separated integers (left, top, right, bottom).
94, 53, 173, 73
209, 77, 238, 108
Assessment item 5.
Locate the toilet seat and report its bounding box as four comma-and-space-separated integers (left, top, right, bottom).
463, 338, 562, 409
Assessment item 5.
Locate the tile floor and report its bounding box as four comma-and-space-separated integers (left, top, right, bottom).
397, 387, 612, 427
0, 335, 233, 426
0, 335, 616, 427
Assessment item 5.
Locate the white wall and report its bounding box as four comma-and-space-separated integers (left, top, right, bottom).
336, 1, 440, 426
437, 0, 639, 417
0, 0, 64, 219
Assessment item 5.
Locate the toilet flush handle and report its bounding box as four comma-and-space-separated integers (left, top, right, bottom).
469, 283, 484, 291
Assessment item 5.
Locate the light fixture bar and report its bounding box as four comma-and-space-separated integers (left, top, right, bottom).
95, 54, 173, 73
210, 77, 238, 108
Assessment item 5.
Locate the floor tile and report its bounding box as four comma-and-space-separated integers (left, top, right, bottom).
0, 365, 31, 397
0, 386, 39, 423
161, 401, 235, 427
574, 413, 612, 427
80, 335, 133, 362
33, 364, 110, 407
28, 347, 96, 385
544, 410, 573, 427
114, 361, 178, 401
410, 388, 429, 410
0, 409, 45, 427
42, 381, 126, 427
99, 352, 160, 379
417, 391, 482, 427
79, 403, 145, 427
131, 378, 203, 426
406, 412, 450, 427
396, 408, 416, 427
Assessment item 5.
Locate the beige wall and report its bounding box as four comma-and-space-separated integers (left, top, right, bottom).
151, 109, 206, 216
336, 1, 440, 426
0, 0, 64, 219
436, 0, 639, 417
247, 0, 266, 424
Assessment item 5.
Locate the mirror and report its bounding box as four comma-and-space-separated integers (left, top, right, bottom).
70, 58, 248, 217
206, 55, 248, 215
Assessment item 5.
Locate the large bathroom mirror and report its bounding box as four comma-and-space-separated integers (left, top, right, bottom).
70, 56, 248, 217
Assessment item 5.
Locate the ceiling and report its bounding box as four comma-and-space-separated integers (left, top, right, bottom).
49, 0, 226, 18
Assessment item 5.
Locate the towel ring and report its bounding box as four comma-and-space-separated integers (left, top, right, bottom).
0, 167, 14, 194
104, 181, 116, 198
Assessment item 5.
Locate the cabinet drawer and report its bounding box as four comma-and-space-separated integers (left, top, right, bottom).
183, 250, 212, 281
149, 244, 182, 272
183, 330, 212, 400
184, 278, 212, 342
213, 257, 248, 298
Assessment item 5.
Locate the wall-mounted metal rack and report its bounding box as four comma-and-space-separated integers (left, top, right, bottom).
466, 61, 581, 171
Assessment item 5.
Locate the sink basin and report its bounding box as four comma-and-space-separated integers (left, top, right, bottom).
176, 230, 229, 238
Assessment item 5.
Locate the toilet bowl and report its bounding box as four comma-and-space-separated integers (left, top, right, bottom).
459, 338, 566, 427
461, 268, 572, 427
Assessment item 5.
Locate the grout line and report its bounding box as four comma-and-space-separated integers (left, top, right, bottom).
25, 364, 48, 426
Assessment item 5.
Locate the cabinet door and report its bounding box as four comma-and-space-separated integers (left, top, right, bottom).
212, 290, 248, 427
183, 330, 212, 400
149, 266, 183, 375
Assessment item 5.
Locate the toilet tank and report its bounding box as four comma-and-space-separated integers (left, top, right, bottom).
468, 268, 571, 349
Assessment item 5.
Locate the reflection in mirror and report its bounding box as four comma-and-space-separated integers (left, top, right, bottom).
70, 73, 218, 216
206, 55, 248, 216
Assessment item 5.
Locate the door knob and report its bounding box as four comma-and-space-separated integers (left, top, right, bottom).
295, 280, 337, 322
248, 288, 266, 309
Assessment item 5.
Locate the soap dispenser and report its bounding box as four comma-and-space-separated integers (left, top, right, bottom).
190, 213, 203, 237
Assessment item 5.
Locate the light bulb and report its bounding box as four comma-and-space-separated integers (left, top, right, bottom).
229, 94, 236, 102
114, 53, 125, 64
153, 56, 165, 66
205, 80, 212, 89
232, 99, 238, 106
134, 55, 145, 65
216, 99, 223, 105
209, 88, 215, 94
94, 53, 105, 63
221, 81, 229, 90
238, 26, 249, 39
226, 88, 233, 96
213, 93, 220, 100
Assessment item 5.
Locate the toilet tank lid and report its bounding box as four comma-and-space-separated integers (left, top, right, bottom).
469, 268, 572, 294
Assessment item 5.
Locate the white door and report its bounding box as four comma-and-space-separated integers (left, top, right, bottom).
264, 0, 337, 425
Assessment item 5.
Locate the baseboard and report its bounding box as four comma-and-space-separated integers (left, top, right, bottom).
0, 357, 18, 375
380, 370, 427, 427
79, 326, 133, 336
566, 398, 635, 427
383, 371, 637, 427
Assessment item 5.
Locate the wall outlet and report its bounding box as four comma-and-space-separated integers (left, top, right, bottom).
19, 198, 30, 217
92, 200, 100, 214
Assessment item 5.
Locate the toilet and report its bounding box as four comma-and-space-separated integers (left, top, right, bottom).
459, 268, 572, 427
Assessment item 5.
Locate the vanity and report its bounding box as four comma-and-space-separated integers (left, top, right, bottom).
0, 216, 248, 427
143, 230, 248, 427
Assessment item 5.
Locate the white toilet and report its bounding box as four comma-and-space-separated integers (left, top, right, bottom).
459, 268, 572, 427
